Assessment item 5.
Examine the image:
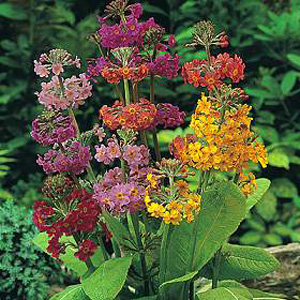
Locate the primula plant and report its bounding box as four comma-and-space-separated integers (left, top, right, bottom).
31, 1, 284, 299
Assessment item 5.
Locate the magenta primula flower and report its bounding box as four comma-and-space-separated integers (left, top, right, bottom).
37, 141, 91, 175
153, 103, 185, 128
147, 54, 181, 79
31, 111, 76, 146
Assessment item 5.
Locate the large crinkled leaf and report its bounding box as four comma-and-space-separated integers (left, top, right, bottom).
201, 243, 280, 280
197, 281, 252, 300
246, 178, 271, 211
159, 182, 246, 298
249, 288, 287, 299
50, 285, 88, 300
191, 183, 246, 270
33, 232, 104, 275
159, 271, 198, 290
82, 256, 132, 300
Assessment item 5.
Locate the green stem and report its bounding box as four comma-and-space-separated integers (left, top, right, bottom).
98, 236, 109, 261
233, 171, 240, 184
140, 130, 149, 147
212, 247, 222, 289
133, 82, 138, 103
112, 238, 121, 257
150, 75, 161, 161
131, 214, 150, 296
121, 158, 126, 183
123, 79, 131, 105
115, 84, 125, 105
189, 280, 195, 300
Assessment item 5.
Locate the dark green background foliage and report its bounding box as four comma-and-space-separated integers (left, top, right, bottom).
0, 200, 76, 299
0, 0, 299, 280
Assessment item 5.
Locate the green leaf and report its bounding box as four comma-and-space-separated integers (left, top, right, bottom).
249, 288, 287, 299
256, 110, 275, 125
0, 189, 13, 199
159, 183, 246, 298
263, 233, 282, 246
268, 151, 290, 169
159, 271, 198, 290
287, 53, 300, 69
142, 4, 168, 16
102, 211, 132, 252
246, 178, 271, 211
0, 3, 27, 20
271, 178, 298, 198
135, 297, 157, 300
197, 281, 252, 300
240, 231, 262, 245
256, 191, 277, 221
273, 223, 291, 237
261, 75, 281, 97
256, 125, 279, 143
281, 71, 297, 95
244, 88, 274, 99
204, 244, 280, 280
50, 284, 88, 300
33, 233, 104, 275
82, 257, 132, 300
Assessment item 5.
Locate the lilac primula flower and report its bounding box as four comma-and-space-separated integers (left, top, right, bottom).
93, 182, 145, 215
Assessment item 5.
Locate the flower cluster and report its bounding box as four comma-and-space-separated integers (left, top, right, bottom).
144, 159, 201, 225
75, 240, 98, 261
171, 94, 268, 194
34, 49, 81, 78
100, 99, 156, 131
33, 189, 102, 260
87, 1, 180, 83
182, 53, 245, 91
98, 6, 159, 49
42, 174, 75, 200
93, 181, 145, 215
93, 134, 150, 215
94, 139, 149, 168
37, 141, 92, 175
36, 73, 92, 110
153, 103, 185, 128
31, 110, 76, 146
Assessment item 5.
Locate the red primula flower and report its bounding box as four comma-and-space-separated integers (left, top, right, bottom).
74, 240, 98, 261
100, 99, 157, 131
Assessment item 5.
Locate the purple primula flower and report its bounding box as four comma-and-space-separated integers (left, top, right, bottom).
147, 54, 181, 79
123, 145, 143, 166
93, 182, 145, 215
102, 167, 122, 189
153, 103, 185, 128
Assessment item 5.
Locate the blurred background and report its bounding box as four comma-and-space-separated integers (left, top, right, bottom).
1, 0, 300, 298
